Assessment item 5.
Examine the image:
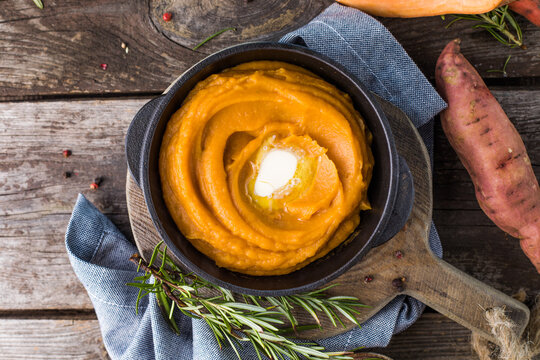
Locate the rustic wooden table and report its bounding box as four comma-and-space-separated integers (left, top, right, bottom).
0, 1, 539, 359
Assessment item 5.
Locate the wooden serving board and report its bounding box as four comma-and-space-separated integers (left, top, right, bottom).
126, 97, 530, 342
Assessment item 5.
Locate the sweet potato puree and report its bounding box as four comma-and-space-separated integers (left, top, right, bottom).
159, 61, 373, 275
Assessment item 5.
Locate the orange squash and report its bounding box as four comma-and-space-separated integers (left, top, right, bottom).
336, 0, 511, 18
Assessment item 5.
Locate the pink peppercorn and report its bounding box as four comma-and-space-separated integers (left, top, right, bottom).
162, 12, 172, 22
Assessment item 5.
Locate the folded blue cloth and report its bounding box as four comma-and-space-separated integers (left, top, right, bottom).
66, 4, 446, 359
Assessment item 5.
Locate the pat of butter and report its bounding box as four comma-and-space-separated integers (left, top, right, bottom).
254, 149, 298, 197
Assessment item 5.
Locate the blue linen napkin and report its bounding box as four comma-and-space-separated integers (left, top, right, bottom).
66, 4, 447, 359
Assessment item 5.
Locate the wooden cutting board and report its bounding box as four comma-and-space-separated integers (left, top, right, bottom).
126, 96, 529, 342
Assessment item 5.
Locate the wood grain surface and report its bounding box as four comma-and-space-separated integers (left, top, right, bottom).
0, 319, 109, 359
376, 313, 476, 359
0, 98, 146, 310
0, 314, 477, 359
149, 0, 333, 51
1, 1, 540, 356
1, 0, 540, 101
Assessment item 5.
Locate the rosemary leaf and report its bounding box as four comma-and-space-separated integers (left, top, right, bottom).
276, 324, 320, 335
156, 288, 181, 334
135, 288, 143, 315
224, 332, 242, 360
223, 302, 267, 312
443, 5, 524, 48
207, 320, 224, 349
33, 0, 43, 9
148, 240, 163, 267
307, 283, 341, 295
251, 335, 264, 360
329, 307, 345, 328
267, 297, 298, 329
169, 299, 176, 319
125, 282, 155, 289
332, 305, 360, 327
192, 27, 236, 51
159, 244, 168, 272
487, 54, 512, 76
289, 344, 328, 358
290, 296, 321, 326
328, 296, 367, 302
320, 304, 338, 327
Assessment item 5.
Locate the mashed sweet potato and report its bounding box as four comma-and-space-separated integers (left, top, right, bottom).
159, 61, 373, 275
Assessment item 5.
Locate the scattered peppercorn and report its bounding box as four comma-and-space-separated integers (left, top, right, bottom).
364, 275, 374, 284
62, 149, 72, 158
162, 12, 172, 22
392, 277, 406, 292
90, 177, 103, 190
395, 250, 403, 259
100, 63, 108, 70
63, 171, 72, 179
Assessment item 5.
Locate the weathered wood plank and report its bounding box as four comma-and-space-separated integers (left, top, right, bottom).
381, 16, 540, 80
0, 0, 199, 100
0, 88, 538, 311
1, 1, 540, 100
0, 98, 148, 310
0, 314, 472, 359
435, 221, 538, 295
377, 313, 476, 359
149, 0, 333, 51
0, 319, 109, 359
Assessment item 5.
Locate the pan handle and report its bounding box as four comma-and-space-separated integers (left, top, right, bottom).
404, 247, 530, 342
125, 95, 166, 186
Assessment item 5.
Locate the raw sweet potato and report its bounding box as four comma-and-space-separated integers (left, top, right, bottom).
509, 0, 540, 26
336, 0, 510, 18
435, 39, 540, 273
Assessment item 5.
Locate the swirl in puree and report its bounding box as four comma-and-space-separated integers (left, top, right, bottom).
159, 61, 374, 276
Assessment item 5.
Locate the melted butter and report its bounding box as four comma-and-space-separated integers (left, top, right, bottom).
253, 149, 298, 197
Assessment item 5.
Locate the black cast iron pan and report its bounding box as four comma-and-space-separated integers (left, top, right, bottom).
125, 42, 413, 296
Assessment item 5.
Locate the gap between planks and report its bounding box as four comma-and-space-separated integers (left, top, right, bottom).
0, 91, 163, 104
2, 80, 540, 103
0, 309, 97, 320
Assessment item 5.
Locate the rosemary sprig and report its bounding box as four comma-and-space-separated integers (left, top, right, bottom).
192, 27, 237, 51
487, 54, 512, 76
128, 242, 368, 360
443, 5, 525, 48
